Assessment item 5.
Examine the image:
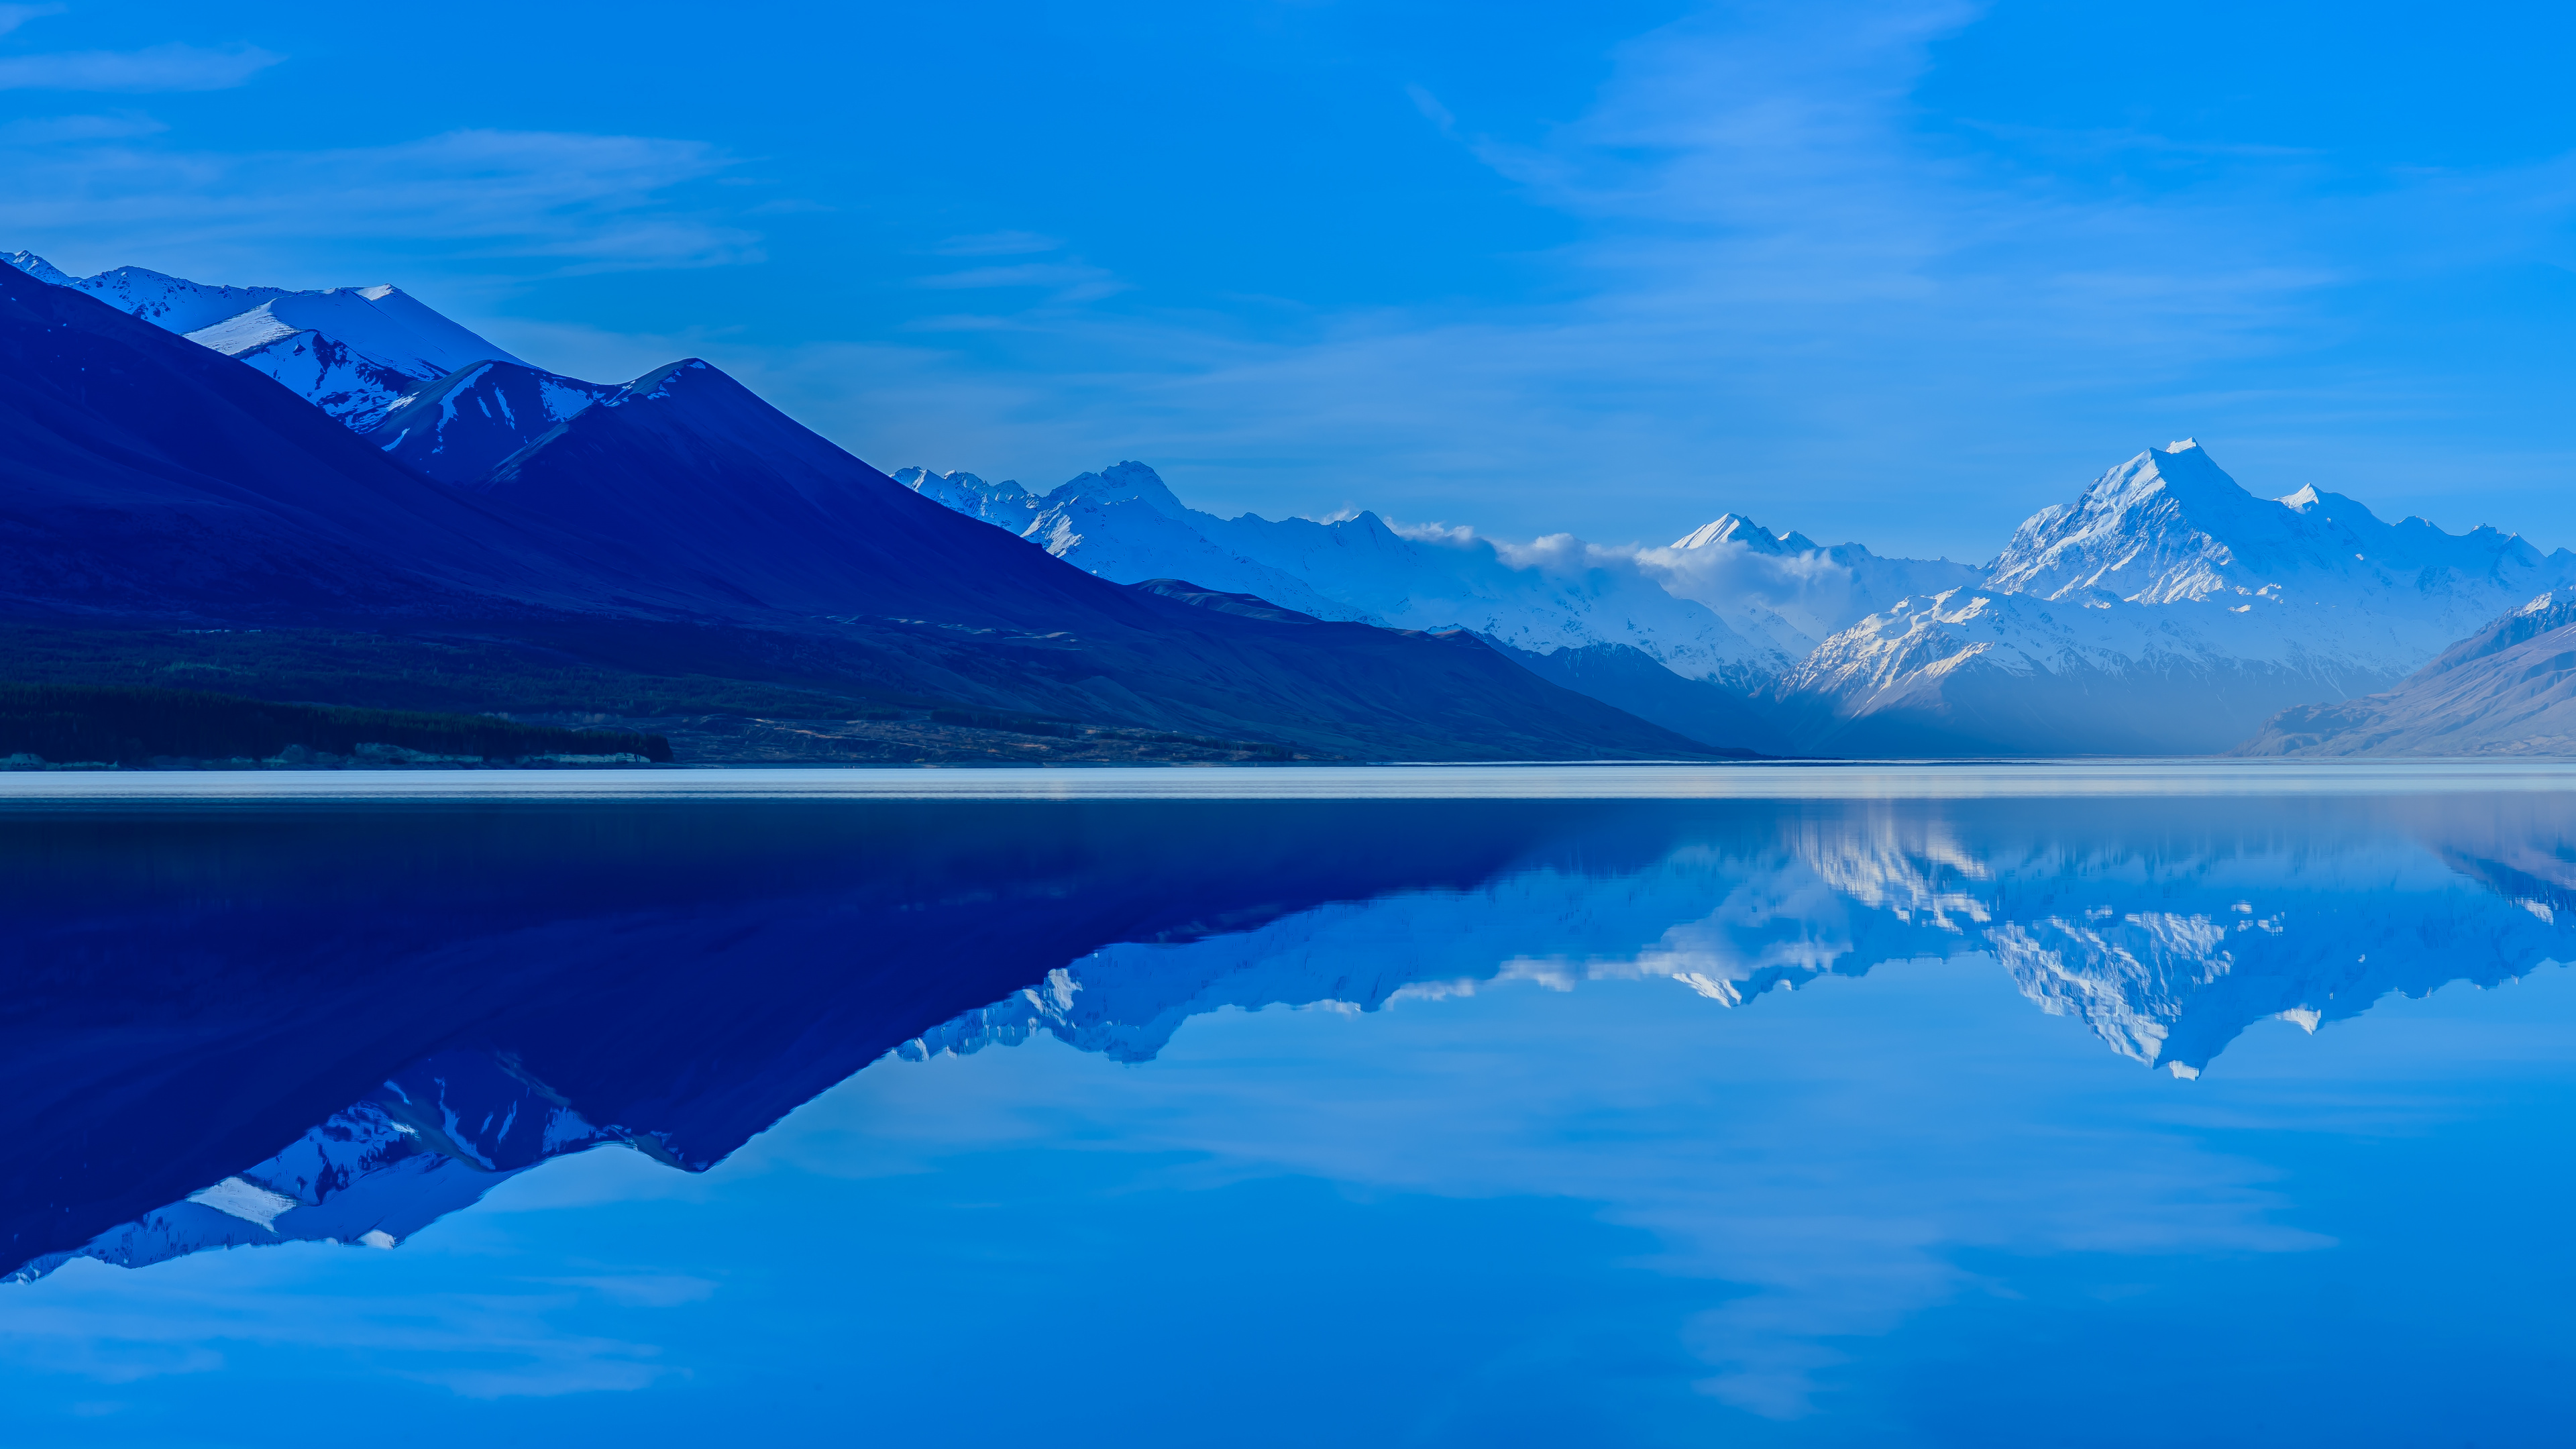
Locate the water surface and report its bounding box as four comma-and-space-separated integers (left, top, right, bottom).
2, 767, 2571, 1445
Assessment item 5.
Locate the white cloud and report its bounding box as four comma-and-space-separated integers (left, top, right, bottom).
0, 42, 282, 92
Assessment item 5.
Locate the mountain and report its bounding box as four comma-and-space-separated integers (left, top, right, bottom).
900, 462, 1790, 687
2236, 590, 2576, 756
906, 442, 2576, 757
899, 463, 2019, 753
0, 262, 1698, 760
0, 256, 623, 621
4, 252, 523, 427
1487, 639, 1782, 753
366, 359, 618, 485
1772, 441, 2576, 755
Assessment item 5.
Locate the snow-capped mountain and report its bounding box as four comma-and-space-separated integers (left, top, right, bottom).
1776, 441, 2576, 754
898, 462, 1792, 688
4, 252, 524, 429
906, 440, 2576, 755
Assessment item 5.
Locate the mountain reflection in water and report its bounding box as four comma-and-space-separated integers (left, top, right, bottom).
5, 788, 2575, 1438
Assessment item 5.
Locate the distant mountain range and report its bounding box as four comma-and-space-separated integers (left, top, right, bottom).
0, 252, 1703, 762
903, 443, 2576, 755
11, 246, 2565, 758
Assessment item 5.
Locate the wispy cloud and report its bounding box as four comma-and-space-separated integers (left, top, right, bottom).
0, 42, 282, 92
0, 3, 62, 38
0, 127, 759, 279
0, 109, 162, 143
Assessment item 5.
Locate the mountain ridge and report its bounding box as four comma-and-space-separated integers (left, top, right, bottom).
0, 260, 1705, 761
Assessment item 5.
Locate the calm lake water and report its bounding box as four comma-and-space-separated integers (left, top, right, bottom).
3, 765, 2573, 1446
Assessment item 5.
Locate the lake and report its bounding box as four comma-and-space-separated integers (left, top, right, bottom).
3, 763, 2571, 1446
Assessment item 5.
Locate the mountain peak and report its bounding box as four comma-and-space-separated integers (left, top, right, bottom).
1986, 441, 2284, 602
1044, 460, 1189, 519
1671, 513, 1818, 554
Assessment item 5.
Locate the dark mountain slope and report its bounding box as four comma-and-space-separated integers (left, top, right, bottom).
460, 360, 1705, 757
478, 360, 1167, 627
0, 262, 568, 619
0, 266, 1701, 758
1491, 639, 1780, 755
365, 359, 615, 486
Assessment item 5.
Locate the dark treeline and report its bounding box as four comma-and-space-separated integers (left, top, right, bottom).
0, 683, 671, 766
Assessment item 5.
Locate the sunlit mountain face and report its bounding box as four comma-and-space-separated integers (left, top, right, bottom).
6, 782, 2576, 1440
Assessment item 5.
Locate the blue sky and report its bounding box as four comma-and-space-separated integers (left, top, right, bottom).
3, 1, 2574, 559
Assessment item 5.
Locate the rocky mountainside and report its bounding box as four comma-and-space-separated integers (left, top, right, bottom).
2237, 590, 2576, 756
